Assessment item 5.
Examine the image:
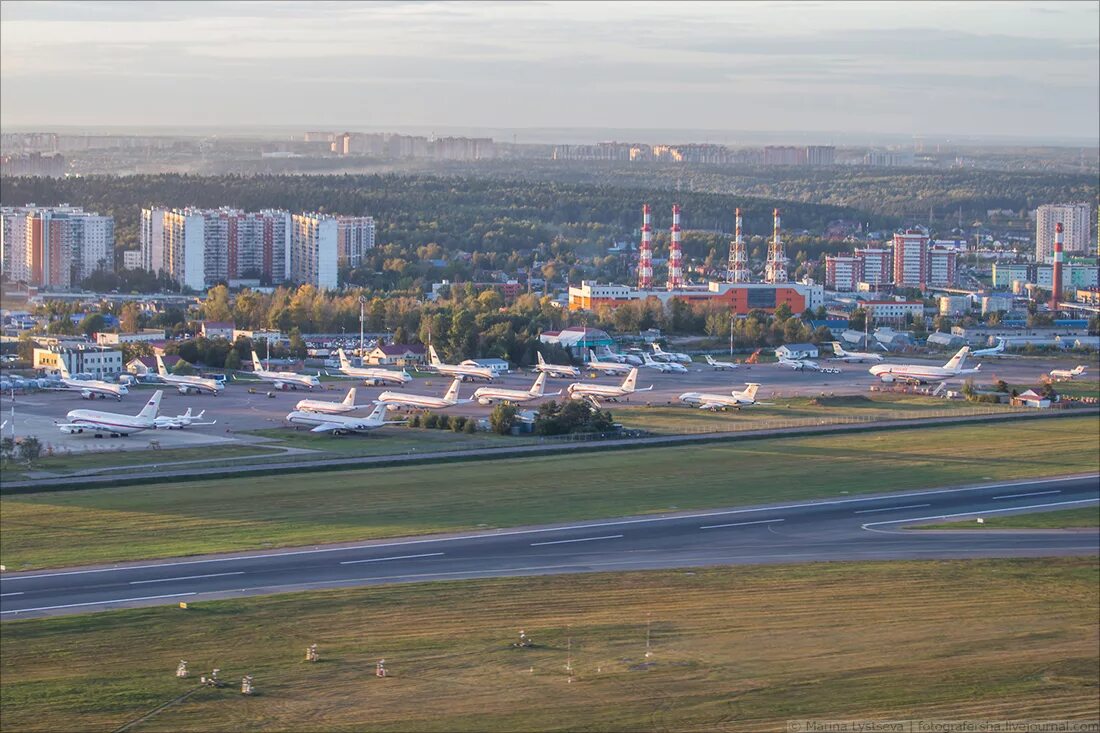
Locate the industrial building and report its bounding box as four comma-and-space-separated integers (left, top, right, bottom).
568, 280, 824, 316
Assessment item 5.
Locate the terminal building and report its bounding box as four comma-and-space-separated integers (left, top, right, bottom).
567, 280, 824, 316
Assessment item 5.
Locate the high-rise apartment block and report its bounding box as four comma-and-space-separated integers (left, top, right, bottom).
1, 204, 114, 289
854, 248, 892, 288
336, 216, 376, 268
290, 213, 339, 289
927, 246, 958, 287
1035, 203, 1093, 260
892, 229, 929, 288
825, 255, 863, 291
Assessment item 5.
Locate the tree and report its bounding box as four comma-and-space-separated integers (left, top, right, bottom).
489, 403, 518, 435
79, 313, 106, 337
18, 436, 42, 462
848, 308, 867, 331
773, 302, 793, 323
172, 359, 197, 376
119, 303, 141, 333
224, 349, 242, 371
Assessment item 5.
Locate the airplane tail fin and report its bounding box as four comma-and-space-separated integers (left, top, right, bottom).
943, 347, 969, 372
195, 410, 205, 419
155, 353, 169, 376
621, 368, 639, 392
537, 352, 545, 366
56, 358, 71, 379
429, 345, 442, 366
588, 349, 597, 362
1075, 365, 1087, 375
444, 377, 462, 403
830, 342, 845, 356
343, 387, 357, 406
139, 390, 163, 420
251, 350, 263, 371
530, 371, 547, 396
338, 348, 352, 369
742, 383, 760, 401
367, 401, 388, 423
183, 407, 193, 418
705, 355, 715, 365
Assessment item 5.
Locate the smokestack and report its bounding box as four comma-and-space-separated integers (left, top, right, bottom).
727, 207, 748, 283
1050, 221, 1064, 312
638, 204, 653, 289
667, 204, 683, 289
765, 207, 788, 283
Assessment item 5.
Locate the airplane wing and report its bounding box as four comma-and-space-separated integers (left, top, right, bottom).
188, 420, 217, 426
697, 402, 724, 410
309, 422, 344, 433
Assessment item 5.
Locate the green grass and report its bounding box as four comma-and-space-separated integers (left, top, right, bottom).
918, 506, 1100, 530
1, 558, 1096, 732
2, 417, 1097, 570
14, 444, 276, 475
246, 425, 518, 456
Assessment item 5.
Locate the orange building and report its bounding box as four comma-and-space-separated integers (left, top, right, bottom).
568, 280, 823, 316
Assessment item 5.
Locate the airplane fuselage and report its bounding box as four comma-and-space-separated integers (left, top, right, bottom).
61, 410, 152, 435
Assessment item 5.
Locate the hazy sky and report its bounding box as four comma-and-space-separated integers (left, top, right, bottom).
2, 0, 1098, 142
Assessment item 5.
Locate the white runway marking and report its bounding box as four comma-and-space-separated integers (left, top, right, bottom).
854, 504, 931, 514
530, 534, 623, 546
861, 498, 1100, 533
0, 592, 25, 597
1, 592, 196, 615
700, 519, 785, 529
993, 490, 1061, 500
339, 552, 445, 565
130, 572, 245, 585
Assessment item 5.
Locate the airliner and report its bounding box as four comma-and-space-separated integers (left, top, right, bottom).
869, 347, 981, 384
473, 372, 561, 405
295, 387, 361, 415
56, 390, 162, 437
428, 346, 495, 382
248, 350, 321, 390
829, 342, 884, 363
156, 354, 224, 395
584, 349, 633, 376
971, 338, 1011, 358
534, 352, 579, 379
377, 377, 471, 410
1049, 365, 1087, 381
651, 343, 691, 363
678, 383, 763, 410
778, 356, 821, 371
49, 360, 129, 400
286, 402, 406, 434
704, 355, 738, 371
567, 368, 653, 406
642, 353, 688, 373
155, 408, 217, 430
330, 348, 411, 386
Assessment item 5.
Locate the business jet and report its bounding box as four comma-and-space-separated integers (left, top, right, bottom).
642, 353, 689, 373
1049, 365, 1088, 381
778, 357, 821, 371
48, 360, 129, 400
971, 338, 1012, 358
248, 350, 321, 390
286, 402, 406, 435
651, 343, 691, 363
473, 372, 561, 405
704, 355, 739, 371
534, 352, 579, 379
155, 408, 217, 430
829, 342, 884, 363
330, 348, 411, 386
155, 354, 224, 395
567, 368, 653, 406
56, 390, 162, 437
428, 346, 495, 382
295, 387, 361, 415
678, 383, 764, 411
377, 377, 471, 410
869, 347, 981, 384
584, 349, 633, 376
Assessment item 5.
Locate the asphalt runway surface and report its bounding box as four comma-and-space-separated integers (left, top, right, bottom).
2, 475, 1096, 619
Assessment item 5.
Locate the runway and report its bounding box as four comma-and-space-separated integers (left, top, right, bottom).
2, 475, 1096, 619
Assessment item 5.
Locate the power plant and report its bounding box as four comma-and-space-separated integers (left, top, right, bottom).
1050, 221, 1064, 312
727, 207, 749, 283
637, 204, 653, 289
667, 204, 684, 289
765, 208, 788, 284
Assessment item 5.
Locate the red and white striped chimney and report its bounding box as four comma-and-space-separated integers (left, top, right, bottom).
667, 204, 683, 289
638, 204, 653, 289
1050, 221, 1064, 311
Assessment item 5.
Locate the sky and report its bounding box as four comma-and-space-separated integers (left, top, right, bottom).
1, 0, 1098, 143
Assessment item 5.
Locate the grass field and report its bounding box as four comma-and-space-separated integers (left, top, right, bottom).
918, 506, 1100, 531
13, 444, 276, 475
2, 417, 1097, 570
1, 558, 1096, 732
247, 425, 518, 455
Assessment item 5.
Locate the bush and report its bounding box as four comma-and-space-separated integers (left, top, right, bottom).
489, 403, 518, 435
464, 419, 478, 434
18, 436, 42, 462
437, 414, 451, 430
451, 415, 467, 432
423, 413, 439, 429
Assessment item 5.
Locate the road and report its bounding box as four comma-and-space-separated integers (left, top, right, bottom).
2, 475, 1096, 619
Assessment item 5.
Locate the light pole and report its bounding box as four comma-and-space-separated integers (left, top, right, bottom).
729, 312, 734, 356
359, 294, 366, 364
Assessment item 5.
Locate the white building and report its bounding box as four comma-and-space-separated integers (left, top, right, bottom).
337, 216, 376, 268
927, 247, 957, 287
290, 213, 339, 288
892, 229, 929, 288
33, 346, 124, 379
95, 329, 166, 345
122, 250, 143, 270
825, 255, 861, 292
1036, 203, 1093, 260
862, 300, 924, 325
854, 248, 892, 288
1, 205, 114, 288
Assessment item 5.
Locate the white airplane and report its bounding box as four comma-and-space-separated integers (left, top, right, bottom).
155, 354, 224, 395
651, 343, 691, 363
869, 347, 981, 384
248, 350, 321, 390
1049, 365, 1088, 381
155, 407, 217, 430
286, 402, 406, 434
567, 367, 653, 406
377, 377, 471, 410
473, 372, 561, 405
704, 355, 739, 371
428, 345, 495, 382
535, 352, 579, 379
642, 353, 688, 374
829, 342, 884, 363
584, 349, 633, 376
50, 360, 129, 400
56, 390, 162, 437
971, 338, 1012, 358
778, 357, 820, 371
331, 348, 411, 386
678, 383, 763, 411
295, 387, 360, 415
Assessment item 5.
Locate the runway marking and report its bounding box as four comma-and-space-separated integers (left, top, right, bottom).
339, 552, 445, 565
993, 490, 1061, 500
0, 592, 196, 615
854, 504, 931, 514
130, 572, 245, 585
700, 519, 784, 529
530, 534, 623, 546
0, 592, 25, 597
4, 475, 1095, 582
861, 498, 1100, 533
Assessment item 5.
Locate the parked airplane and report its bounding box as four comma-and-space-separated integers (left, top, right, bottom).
642, 353, 689, 373
155, 407, 217, 430
1049, 365, 1088, 381
50, 360, 129, 400
535, 352, 580, 379
428, 345, 495, 382
377, 377, 471, 410
295, 387, 360, 415
869, 347, 981, 384
286, 402, 406, 434
678, 383, 763, 410
248, 350, 321, 390
56, 390, 162, 436
971, 338, 1012, 358
778, 357, 820, 371
829, 342, 884, 363
704, 355, 739, 371
585, 349, 633, 376
651, 343, 691, 363
473, 372, 561, 405
567, 367, 653, 406
330, 348, 411, 386
156, 354, 224, 395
